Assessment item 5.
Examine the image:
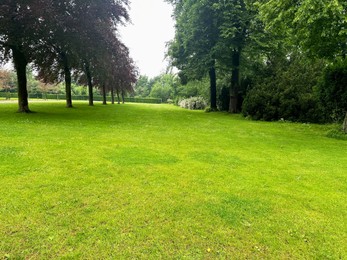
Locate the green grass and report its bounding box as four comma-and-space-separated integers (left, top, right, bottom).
0, 102, 346, 259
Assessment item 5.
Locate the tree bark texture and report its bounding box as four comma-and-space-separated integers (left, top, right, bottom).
209, 63, 217, 110
116, 89, 120, 104
62, 53, 73, 108
121, 91, 125, 104
102, 85, 107, 105
85, 63, 94, 106
111, 88, 115, 104
12, 47, 30, 113
229, 50, 241, 113
343, 112, 347, 133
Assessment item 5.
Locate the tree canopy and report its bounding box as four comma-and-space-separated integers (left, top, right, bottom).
166, 0, 347, 131
0, 0, 137, 112
256, 0, 347, 59
167, 0, 221, 110
167, 0, 257, 112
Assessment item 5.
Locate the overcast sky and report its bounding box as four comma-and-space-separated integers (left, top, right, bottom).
119, 0, 175, 78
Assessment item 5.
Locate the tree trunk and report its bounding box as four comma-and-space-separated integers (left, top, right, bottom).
121, 90, 125, 104
12, 47, 30, 113
102, 84, 107, 105
116, 89, 120, 104
85, 62, 94, 106
229, 49, 241, 113
62, 52, 73, 108
111, 88, 115, 104
209, 62, 217, 111
343, 112, 347, 133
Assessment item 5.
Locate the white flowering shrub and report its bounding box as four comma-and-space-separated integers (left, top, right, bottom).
179, 97, 207, 110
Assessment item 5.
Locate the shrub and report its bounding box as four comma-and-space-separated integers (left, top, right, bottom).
319, 58, 347, 122
242, 55, 326, 123
179, 97, 207, 110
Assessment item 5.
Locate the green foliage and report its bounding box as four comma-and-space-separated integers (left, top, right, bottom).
242, 54, 326, 122
149, 74, 180, 102
168, 0, 259, 112
71, 83, 88, 96
134, 75, 152, 97
135, 74, 210, 105
149, 84, 171, 101
257, 0, 347, 59
177, 78, 210, 101
0, 69, 16, 93
319, 58, 347, 122
242, 0, 347, 126
217, 86, 230, 111
26, 67, 40, 93
168, 0, 219, 79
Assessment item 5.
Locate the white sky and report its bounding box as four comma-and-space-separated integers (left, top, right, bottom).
119, 0, 175, 78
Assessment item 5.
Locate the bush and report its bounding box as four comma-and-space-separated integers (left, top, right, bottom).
319, 58, 347, 122
242, 81, 325, 123
179, 97, 207, 110
242, 55, 326, 123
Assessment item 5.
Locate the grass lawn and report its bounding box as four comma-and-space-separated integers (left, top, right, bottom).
0, 102, 346, 259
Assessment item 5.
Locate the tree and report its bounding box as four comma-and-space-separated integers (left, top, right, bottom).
257, 0, 347, 130
0, 1, 43, 112
212, 0, 253, 113
257, 0, 347, 59
167, 0, 219, 110
91, 38, 137, 106
319, 59, 347, 124
134, 75, 151, 97
168, 0, 257, 112
242, 52, 326, 122
149, 74, 179, 101
1, 0, 132, 111
33, 0, 131, 108
0, 69, 17, 99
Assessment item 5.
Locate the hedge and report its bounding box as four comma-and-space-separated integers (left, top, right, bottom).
0, 92, 162, 104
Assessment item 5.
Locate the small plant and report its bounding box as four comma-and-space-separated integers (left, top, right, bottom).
179, 96, 207, 110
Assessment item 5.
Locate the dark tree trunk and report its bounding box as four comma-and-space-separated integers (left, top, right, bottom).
62, 52, 73, 108
116, 89, 120, 104
343, 112, 347, 133
12, 47, 30, 113
121, 90, 125, 104
111, 88, 115, 104
102, 84, 107, 105
84, 62, 94, 106
229, 49, 241, 113
209, 62, 217, 110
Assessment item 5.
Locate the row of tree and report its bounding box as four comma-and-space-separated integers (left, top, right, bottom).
0, 68, 130, 104
0, 0, 137, 112
166, 0, 347, 131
